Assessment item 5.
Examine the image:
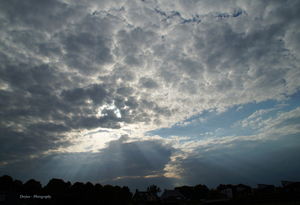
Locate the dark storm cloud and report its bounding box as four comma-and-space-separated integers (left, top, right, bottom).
0, 79, 68, 122
86, 84, 110, 105
140, 99, 155, 110
124, 55, 141, 66
69, 115, 121, 130
1, 0, 300, 191
1, 0, 69, 32
152, 44, 168, 57
61, 88, 88, 105
178, 79, 198, 94
157, 67, 181, 85
27, 122, 71, 133
117, 28, 157, 54
138, 77, 159, 89
124, 97, 139, 110
179, 58, 204, 80
112, 65, 136, 82
100, 135, 174, 177
0, 125, 73, 163
116, 86, 135, 96
0, 63, 121, 162
59, 32, 113, 75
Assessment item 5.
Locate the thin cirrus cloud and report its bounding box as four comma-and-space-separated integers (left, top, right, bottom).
0, 0, 300, 191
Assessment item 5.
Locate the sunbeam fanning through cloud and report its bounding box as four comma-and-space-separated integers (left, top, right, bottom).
0, 0, 300, 194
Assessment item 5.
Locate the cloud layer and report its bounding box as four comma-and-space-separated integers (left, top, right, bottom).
1, 0, 300, 190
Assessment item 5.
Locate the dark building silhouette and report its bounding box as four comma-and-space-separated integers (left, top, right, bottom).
253, 184, 276, 195
217, 184, 252, 198
160, 189, 186, 204
132, 189, 159, 205
281, 181, 300, 193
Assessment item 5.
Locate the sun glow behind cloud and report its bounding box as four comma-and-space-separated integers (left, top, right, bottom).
0, 0, 300, 191
97, 102, 122, 118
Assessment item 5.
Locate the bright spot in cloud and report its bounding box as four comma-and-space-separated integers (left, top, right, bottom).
97, 102, 122, 118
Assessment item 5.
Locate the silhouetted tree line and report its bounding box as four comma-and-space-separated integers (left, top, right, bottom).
0, 175, 230, 204
0, 175, 132, 205
175, 184, 209, 201
3, 175, 297, 205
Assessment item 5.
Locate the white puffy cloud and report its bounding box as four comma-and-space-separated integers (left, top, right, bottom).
1, 0, 300, 188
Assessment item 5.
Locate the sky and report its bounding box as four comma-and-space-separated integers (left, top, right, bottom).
1, 0, 300, 193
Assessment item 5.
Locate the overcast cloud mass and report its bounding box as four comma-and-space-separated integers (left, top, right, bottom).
1, 0, 300, 191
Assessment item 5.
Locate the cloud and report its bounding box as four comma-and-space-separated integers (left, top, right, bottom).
1, 0, 300, 190
162, 106, 300, 187
233, 108, 279, 128
0, 136, 175, 188
139, 77, 159, 89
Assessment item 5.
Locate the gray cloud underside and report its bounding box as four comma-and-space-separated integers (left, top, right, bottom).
162, 106, 300, 186
0, 0, 300, 170
2, 107, 299, 189
0, 135, 175, 186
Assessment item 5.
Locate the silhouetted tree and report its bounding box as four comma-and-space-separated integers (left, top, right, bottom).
194, 184, 209, 200
175, 185, 194, 200
175, 184, 209, 201
14, 179, 23, 189
0, 175, 23, 191
44, 178, 71, 205
69, 182, 86, 205
101, 185, 118, 205
114, 185, 132, 205
217, 184, 233, 191
206, 189, 223, 200
95, 183, 103, 189
147, 184, 161, 195
85, 182, 95, 205
120, 186, 133, 205
85, 182, 94, 191
22, 179, 42, 194
19, 179, 43, 205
